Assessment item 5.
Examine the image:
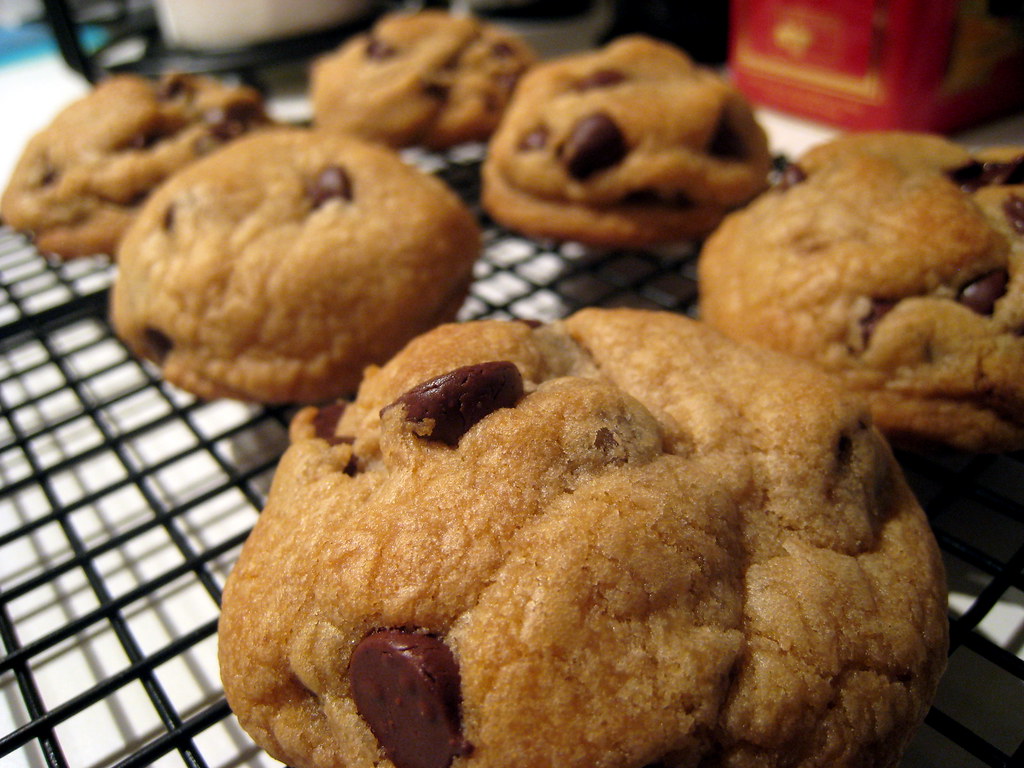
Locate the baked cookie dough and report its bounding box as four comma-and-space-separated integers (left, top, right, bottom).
698, 131, 1024, 452
111, 128, 481, 403
1, 72, 269, 259
480, 35, 771, 247
219, 308, 948, 768
311, 10, 536, 150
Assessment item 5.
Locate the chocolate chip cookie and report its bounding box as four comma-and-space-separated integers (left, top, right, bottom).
1, 72, 269, 259
480, 35, 772, 247
111, 128, 481, 403
699, 131, 1024, 453
311, 10, 536, 150
218, 308, 948, 768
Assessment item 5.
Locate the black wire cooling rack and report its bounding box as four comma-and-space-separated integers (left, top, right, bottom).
1, 146, 1023, 768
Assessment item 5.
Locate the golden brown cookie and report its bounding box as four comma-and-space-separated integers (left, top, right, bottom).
311, 10, 536, 150
1, 72, 270, 259
218, 308, 947, 768
480, 35, 771, 247
698, 131, 1024, 453
111, 128, 481, 403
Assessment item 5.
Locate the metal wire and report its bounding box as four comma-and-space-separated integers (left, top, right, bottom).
1, 149, 1022, 768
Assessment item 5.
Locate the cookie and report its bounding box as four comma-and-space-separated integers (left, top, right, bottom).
0, 72, 270, 259
311, 10, 536, 150
110, 128, 481, 403
218, 308, 948, 768
480, 35, 771, 247
698, 131, 1024, 453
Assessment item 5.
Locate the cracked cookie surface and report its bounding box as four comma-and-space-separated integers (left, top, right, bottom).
111, 128, 480, 403
311, 10, 536, 150
218, 307, 947, 768
480, 35, 771, 247
1, 72, 269, 258
698, 131, 1024, 452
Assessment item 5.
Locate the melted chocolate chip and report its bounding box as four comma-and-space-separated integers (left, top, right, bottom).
204, 101, 264, 141
385, 361, 524, 446
518, 126, 549, 151
313, 402, 351, 445
313, 403, 360, 473
308, 166, 353, 208
947, 155, 1024, 192
958, 269, 1008, 315
574, 69, 626, 91
162, 205, 175, 232
1004, 194, 1024, 234
562, 112, 627, 181
366, 36, 397, 60
142, 327, 173, 364
708, 115, 746, 160
350, 630, 472, 768
860, 298, 897, 346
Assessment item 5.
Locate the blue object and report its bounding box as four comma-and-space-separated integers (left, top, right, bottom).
0, 21, 106, 67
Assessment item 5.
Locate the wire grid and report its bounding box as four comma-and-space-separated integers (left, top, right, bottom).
1, 147, 1023, 768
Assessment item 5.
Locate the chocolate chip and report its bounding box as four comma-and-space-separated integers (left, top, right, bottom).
562, 112, 627, 181
574, 69, 626, 91
947, 161, 985, 191
385, 361, 524, 446
308, 166, 353, 208
491, 41, 516, 58
40, 163, 59, 187
350, 630, 472, 768
595, 427, 622, 455
958, 269, 1008, 315
162, 205, 175, 232
366, 35, 397, 60
775, 160, 807, 190
518, 126, 549, 151
204, 101, 264, 141
313, 402, 351, 444
860, 298, 897, 346
947, 155, 1024, 192
622, 188, 695, 208
1000, 157, 1024, 185
1004, 194, 1024, 234
423, 81, 449, 101
127, 189, 149, 207
142, 327, 173, 364
155, 73, 193, 101
708, 115, 746, 160
121, 130, 166, 151
836, 433, 853, 465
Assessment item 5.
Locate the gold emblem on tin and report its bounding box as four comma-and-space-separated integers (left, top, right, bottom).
773, 19, 813, 58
